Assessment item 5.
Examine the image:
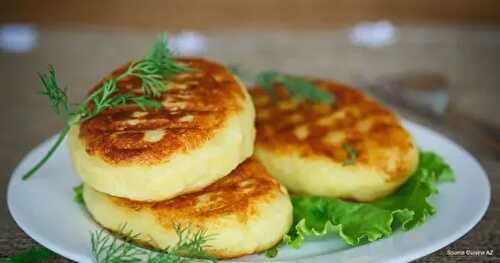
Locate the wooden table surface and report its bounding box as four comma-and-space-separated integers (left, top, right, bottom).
0, 25, 498, 262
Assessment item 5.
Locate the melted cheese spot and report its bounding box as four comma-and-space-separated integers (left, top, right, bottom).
176, 94, 192, 99
356, 118, 375, 133
323, 131, 346, 145
239, 180, 253, 187
214, 74, 225, 82
132, 112, 148, 118
316, 111, 346, 126
170, 83, 188, 90
162, 100, 187, 109
143, 129, 166, 143
194, 194, 210, 209
125, 119, 140, 125
179, 115, 194, 122
175, 73, 190, 80
294, 125, 309, 140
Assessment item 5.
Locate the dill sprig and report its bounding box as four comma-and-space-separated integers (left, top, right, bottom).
168, 224, 215, 261
256, 70, 334, 104
122, 34, 192, 97
226, 64, 241, 76
91, 225, 144, 263
264, 246, 278, 258
38, 66, 68, 117
342, 143, 358, 166
22, 34, 190, 180
73, 183, 84, 204
91, 224, 216, 263
0, 245, 55, 263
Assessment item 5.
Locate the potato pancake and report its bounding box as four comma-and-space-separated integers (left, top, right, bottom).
251, 79, 419, 201
69, 58, 255, 201
83, 158, 292, 259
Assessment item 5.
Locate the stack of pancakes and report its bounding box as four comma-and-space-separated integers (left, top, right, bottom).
70, 57, 419, 259
69, 59, 293, 258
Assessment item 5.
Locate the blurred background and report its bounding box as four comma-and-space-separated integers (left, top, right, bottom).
1, 0, 499, 261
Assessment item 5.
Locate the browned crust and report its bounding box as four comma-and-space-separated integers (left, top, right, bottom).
79, 58, 245, 165
250, 79, 418, 181
108, 158, 284, 225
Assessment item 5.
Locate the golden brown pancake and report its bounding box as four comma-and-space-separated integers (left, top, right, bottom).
83, 158, 293, 259
69, 58, 255, 201
250, 79, 419, 201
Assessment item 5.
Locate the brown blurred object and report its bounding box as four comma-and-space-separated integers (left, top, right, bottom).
3, 0, 500, 30
368, 73, 500, 157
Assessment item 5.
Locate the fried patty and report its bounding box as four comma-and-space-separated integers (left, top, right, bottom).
69, 58, 255, 201
83, 158, 293, 259
250, 79, 419, 201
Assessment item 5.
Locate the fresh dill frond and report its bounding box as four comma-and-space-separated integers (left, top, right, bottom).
264, 246, 278, 258
123, 61, 168, 97
169, 224, 215, 261
123, 34, 193, 97
66, 80, 161, 126
125, 95, 163, 111
22, 75, 161, 181
256, 70, 279, 95
145, 253, 192, 263
0, 245, 55, 263
80, 79, 121, 122
342, 143, 358, 166
256, 70, 334, 104
147, 33, 171, 63
281, 76, 334, 104
146, 34, 192, 75
73, 183, 84, 204
91, 224, 216, 263
226, 64, 241, 76
21, 125, 71, 180
23, 33, 184, 181
91, 225, 145, 263
78, 79, 161, 123
38, 65, 68, 117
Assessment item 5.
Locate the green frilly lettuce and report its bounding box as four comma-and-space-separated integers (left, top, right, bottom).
284, 151, 454, 249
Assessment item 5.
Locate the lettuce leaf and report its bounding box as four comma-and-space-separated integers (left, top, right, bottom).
284, 151, 454, 249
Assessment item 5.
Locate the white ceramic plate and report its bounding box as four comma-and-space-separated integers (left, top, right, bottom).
8, 120, 490, 263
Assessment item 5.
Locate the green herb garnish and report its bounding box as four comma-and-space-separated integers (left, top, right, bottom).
91, 224, 215, 263
22, 34, 190, 180
39, 68, 68, 117
226, 64, 241, 76
73, 183, 84, 204
264, 246, 278, 258
256, 70, 334, 104
0, 245, 55, 263
342, 143, 358, 166
126, 34, 193, 97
